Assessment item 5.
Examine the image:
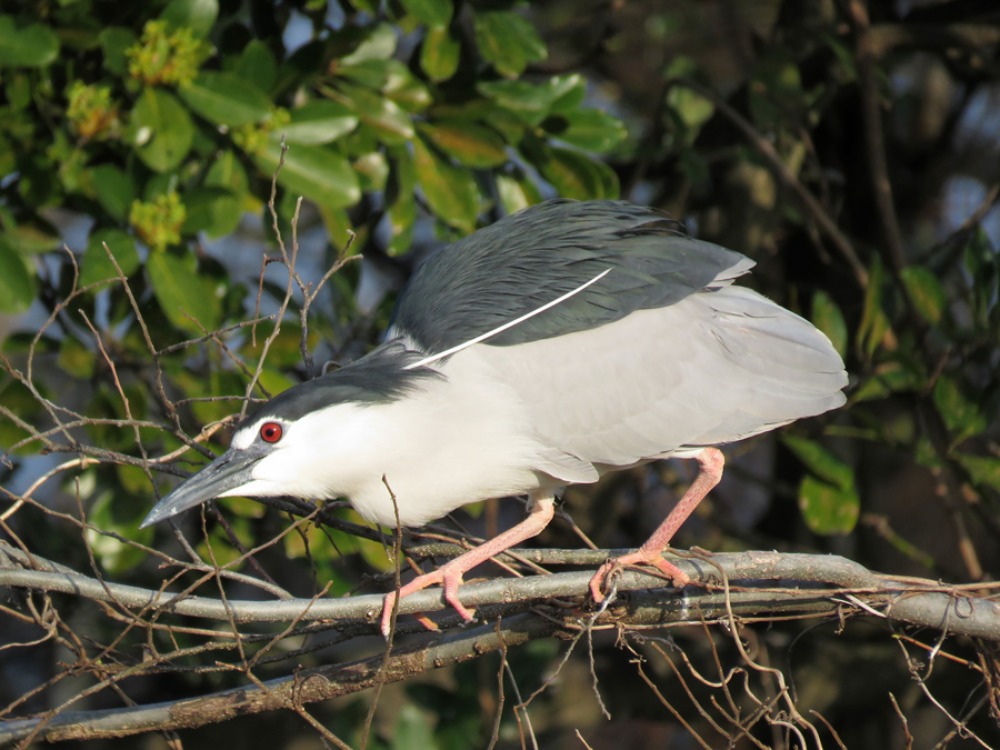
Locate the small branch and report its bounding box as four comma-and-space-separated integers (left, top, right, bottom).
3, 541, 998, 639
673, 78, 870, 289
848, 0, 906, 276
3, 550, 998, 745
0, 613, 554, 743
848, 0, 938, 361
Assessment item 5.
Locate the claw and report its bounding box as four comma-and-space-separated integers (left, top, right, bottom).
376, 494, 556, 639
441, 570, 476, 621
589, 551, 690, 603
378, 564, 476, 638
589, 448, 721, 604
379, 589, 444, 636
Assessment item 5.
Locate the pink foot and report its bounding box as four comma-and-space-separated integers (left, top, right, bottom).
378, 493, 557, 638
588, 448, 723, 604
589, 550, 690, 603
380, 562, 476, 637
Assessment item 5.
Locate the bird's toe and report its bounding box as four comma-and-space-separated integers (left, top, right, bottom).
589, 550, 690, 604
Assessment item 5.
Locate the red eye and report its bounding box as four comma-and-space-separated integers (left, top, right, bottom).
259, 421, 283, 443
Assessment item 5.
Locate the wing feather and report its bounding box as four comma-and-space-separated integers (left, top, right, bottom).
389, 200, 752, 352
470, 286, 847, 479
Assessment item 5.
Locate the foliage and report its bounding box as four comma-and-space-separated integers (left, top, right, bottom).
0, 0, 625, 522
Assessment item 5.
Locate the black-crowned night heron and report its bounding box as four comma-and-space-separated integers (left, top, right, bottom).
142, 199, 847, 636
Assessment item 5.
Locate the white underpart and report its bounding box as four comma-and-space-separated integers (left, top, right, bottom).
221, 351, 547, 528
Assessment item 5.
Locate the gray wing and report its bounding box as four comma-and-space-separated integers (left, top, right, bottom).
473, 285, 848, 483
388, 200, 752, 353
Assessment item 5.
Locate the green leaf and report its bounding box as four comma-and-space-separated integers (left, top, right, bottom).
195, 519, 254, 568
418, 121, 507, 168
900, 266, 946, 325
591, 156, 620, 198
353, 151, 389, 192
234, 40, 277, 92
254, 138, 361, 209
537, 146, 614, 200
180, 72, 272, 126
393, 704, 438, 750
282, 101, 358, 145
128, 88, 195, 172
955, 453, 1000, 492
0, 16, 59, 67
99, 27, 136, 75
0, 239, 35, 313
851, 359, 925, 402
81, 229, 140, 286
88, 164, 135, 222
962, 227, 999, 327
337, 59, 431, 112
420, 25, 460, 82
331, 81, 414, 144
933, 375, 987, 445
783, 435, 854, 489
147, 251, 223, 335
5, 72, 31, 111
0, 379, 41, 453
3, 220, 60, 255
170, 369, 244, 426
665, 69, 715, 141
318, 206, 355, 254
478, 78, 568, 127
206, 150, 249, 195
386, 195, 415, 255
387, 144, 416, 205
811, 289, 848, 358
338, 58, 399, 90
182, 186, 241, 238
58, 337, 96, 379
413, 136, 479, 232
340, 23, 398, 65
545, 108, 627, 153
401, 0, 452, 26
496, 173, 542, 215
783, 435, 859, 534
473, 9, 546, 78
86, 490, 152, 574
386, 145, 416, 254
117, 464, 154, 496
856, 255, 890, 361
383, 64, 432, 112
797, 474, 860, 535
549, 75, 588, 113
749, 59, 804, 130
161, 0, 219, 38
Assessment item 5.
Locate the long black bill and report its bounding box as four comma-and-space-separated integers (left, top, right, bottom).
140, 448, 258, 528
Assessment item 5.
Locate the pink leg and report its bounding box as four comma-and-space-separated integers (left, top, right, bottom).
589, 448, 725, 603
380, 493, 555, 637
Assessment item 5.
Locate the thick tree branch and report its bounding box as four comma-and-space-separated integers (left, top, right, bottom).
1, 542, 998, 743
3, 540, 997, 637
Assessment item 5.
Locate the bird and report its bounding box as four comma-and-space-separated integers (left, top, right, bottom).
141, 199, 848, 637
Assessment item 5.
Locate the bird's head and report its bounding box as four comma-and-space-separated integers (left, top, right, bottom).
140, 342, 442, 528
139, 415, 302, 528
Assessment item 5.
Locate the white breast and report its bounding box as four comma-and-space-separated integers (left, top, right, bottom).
248, 348, 550, 528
